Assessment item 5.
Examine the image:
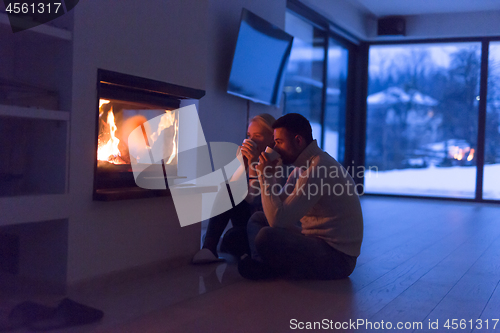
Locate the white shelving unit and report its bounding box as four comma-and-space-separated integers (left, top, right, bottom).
0, 12, 73, 222
0, 194, 71, 227
0, 104, 70, 121
0, 10, 73, 290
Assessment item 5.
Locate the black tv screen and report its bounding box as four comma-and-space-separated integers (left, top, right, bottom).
227, 9, 294, 106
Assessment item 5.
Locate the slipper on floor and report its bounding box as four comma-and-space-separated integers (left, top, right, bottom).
0, 301, 55, 332
192, 248, 225, 264
28, 298, 103, 331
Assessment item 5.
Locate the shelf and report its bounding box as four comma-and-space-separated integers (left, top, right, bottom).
0, 116, 69, 197
0, 218, 68, 293
0, 104, 69, 121
0, 194, 70, 226
0, 12, 72, 40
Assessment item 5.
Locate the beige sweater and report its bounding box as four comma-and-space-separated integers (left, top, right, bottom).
258, 140, 364, 257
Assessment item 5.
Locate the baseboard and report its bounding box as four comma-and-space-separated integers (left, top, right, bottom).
0, 273, 66, 297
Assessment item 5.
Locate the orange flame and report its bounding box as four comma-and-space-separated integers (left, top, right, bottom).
97, 100, 178, 166
97, 101, 125, 164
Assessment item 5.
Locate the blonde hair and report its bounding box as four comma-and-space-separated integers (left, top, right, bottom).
250, 113, 276, 134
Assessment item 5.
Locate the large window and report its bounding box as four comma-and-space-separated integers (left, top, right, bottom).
283, 10, 350, 163
324, 39, 349, 161
284, 4, 499, 203
365, 43, 481, 198
484, 42, 500, 200
283, 12, 324, 145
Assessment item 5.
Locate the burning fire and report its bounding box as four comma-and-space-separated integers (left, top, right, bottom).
99, 99, 110, 109
97, 99, 178, 166
97, 99, 125, 164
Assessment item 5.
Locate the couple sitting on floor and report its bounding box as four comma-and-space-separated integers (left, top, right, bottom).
193, 113, 363, 280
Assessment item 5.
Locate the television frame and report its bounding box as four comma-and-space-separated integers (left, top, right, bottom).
227, 8, 294, 106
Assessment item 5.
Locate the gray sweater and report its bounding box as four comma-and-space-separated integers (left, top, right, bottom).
258, 140, 364, 257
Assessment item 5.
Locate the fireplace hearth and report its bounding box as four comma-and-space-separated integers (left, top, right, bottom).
93, 70, 205, 201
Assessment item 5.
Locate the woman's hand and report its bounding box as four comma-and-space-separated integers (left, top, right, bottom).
241, 140, 260, 164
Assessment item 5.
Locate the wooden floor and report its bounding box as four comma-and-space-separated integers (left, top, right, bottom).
2, 196, 500, 332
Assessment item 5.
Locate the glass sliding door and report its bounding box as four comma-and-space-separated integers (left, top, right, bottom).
284, 11, 325, 145
324, 38, 348, 163
365, 43, 481, 198
283, 11, 349, 164
484, 42, 500, 200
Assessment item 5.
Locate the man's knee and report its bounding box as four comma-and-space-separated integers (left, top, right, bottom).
248, 211, 267, 226
247, 212, 268, 234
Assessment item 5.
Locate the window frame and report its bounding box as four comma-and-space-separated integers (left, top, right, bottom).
287, 1, 500, 204
364, 36, 500, 203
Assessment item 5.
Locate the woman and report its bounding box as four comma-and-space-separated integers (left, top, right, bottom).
192, 113, 276, 264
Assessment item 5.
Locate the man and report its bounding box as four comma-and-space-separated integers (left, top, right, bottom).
239, 113, 363, 280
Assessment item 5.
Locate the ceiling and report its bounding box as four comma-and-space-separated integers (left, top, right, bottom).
349, 0, 500, 17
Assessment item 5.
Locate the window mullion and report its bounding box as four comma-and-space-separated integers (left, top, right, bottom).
320, 32, 329, 149
475, 40, 489, 201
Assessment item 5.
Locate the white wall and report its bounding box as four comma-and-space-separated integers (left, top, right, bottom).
68, 0, 208, 284
405, 11, 500, 39
365, 10, 500, 41
297, 0, 500, 42
68, 0, 287, 284
298, 0, 373, 40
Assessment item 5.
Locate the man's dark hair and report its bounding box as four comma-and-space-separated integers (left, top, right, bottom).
272, 113, 313, 144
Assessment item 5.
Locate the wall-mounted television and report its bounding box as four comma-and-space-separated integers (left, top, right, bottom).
227, 9, 294, 106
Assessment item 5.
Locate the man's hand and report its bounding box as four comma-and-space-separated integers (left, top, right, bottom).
256, 152, 279, 178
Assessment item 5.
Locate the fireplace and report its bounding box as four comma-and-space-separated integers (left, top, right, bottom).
93, 70, 205, 201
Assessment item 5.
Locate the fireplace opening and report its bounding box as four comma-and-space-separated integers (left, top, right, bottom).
93, 70, 205, 201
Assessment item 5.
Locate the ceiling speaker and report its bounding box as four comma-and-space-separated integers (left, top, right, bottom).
378, 17, 406, 36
